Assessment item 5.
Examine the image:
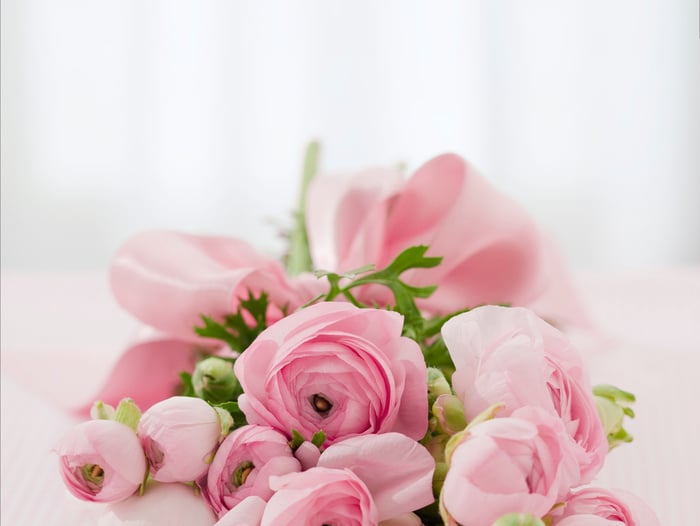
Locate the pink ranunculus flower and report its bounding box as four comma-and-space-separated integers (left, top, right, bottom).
137, 396, 223, 483
550, 488, 660, 526
442, 305, 608, 483
217, 432, 435, 526
234, 302, 428, 445
55, 419, 146, 503
200, 425, 301, 518
441, 407, 580, 526
263, 468, 379, 525
306, 154, 548, 315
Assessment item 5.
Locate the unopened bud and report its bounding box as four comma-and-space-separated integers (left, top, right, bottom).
192, 357, 238, 403
432, 394, 467, 435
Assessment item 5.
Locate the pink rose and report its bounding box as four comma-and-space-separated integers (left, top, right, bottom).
442, 305, 607, 482
306, 153, 548, 314
137, 396, 223, 483
217, 432, 435, 525
234, 302, 428, 445
550, 488, 660, 526
55, 419, 146, 503
441, 407, 580, 526
200, 425, 301, 518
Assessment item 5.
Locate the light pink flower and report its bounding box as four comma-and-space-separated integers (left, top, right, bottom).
55, 419, 146, 503
200, 425, 301, 518
217, 433, 435, 525
306, 154, 548, 314
550, 488, 660, 526
442, 407, 580, 526
263, 468, 379, 525
442, 306, 607, 483
234, 302, 428, 445
137, 396, 222, 483
317, 433, 435, 521
214, 496, 266, 526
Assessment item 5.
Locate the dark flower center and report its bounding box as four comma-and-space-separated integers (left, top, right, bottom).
80, 463, 105, 492
310, 394, 333, 416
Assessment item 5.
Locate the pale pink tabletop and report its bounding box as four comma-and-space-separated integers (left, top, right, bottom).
2, 269, 699, 524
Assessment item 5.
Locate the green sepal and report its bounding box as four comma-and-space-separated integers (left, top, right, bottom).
213, 406, 234, 440
491, 513, 546, 526
311, 430, 326, 448
114, 398, 141, 432
593, 383, 636, 450
289, 429, 305, 451
593, 384, 636, 403
213, 401, 247, 431
90, 400, 115, 420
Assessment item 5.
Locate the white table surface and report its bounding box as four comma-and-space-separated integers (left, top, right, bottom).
2, 269, 699, 524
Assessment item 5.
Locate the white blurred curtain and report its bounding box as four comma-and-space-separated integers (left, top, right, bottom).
2, 0, 699, 270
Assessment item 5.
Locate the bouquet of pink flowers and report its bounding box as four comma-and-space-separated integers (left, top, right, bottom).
54, 146, 659, 525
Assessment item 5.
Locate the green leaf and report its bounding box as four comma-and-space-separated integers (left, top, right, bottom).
194, 291, 271, 353
287, 141, 321, 276
311, 430, 326, 448
194, 316, 239, 350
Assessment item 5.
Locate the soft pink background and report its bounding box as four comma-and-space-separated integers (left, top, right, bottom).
1, 269, 698, 524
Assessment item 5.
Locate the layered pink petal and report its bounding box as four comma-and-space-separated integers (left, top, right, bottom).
318, 433, 435, 521
110, 230, 309, 341
214, 496, 266, 526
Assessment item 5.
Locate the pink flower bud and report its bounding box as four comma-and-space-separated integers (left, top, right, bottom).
137, 396, 223, 482
55, 419, 146, 503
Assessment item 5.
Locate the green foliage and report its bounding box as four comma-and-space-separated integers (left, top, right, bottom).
194, 291, 271, 353
311, 245, 474, 373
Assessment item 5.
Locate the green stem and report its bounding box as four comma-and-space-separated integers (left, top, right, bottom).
287, 141, 320, 276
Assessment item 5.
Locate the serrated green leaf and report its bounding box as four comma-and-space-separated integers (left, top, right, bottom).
193, 291, 271, 353
194, 316, 240, 350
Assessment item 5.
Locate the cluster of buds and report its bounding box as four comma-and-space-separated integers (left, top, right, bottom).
55, 395, 232, 504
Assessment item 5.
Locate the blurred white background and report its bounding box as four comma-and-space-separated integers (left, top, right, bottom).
2, 0, 699, 271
